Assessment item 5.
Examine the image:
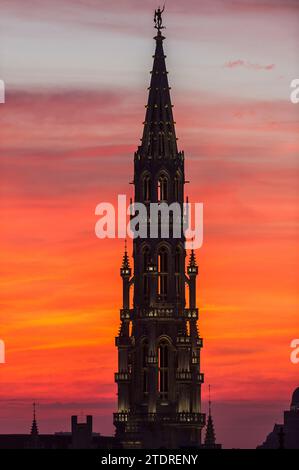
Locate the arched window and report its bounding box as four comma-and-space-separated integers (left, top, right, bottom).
175, 247, 181, 297
158, 340, 169, 401
158, 132, 162, 156
158, 131, 165, 157
175, 247, 181, 273
143, 175, 151, 202
158, 174, 168, 202
142, 246, 150, 296
174, 173, 181, 201
142, 341, 148, 396
158, 247, 168, 300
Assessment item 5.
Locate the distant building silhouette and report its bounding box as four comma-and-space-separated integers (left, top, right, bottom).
278, 426, 285, 450
71, 415, 93, 449
0, 412, 117, 449
258, 387, 299, 449
114, 9, 205, 449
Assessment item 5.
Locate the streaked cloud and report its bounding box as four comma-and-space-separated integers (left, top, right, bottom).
225, 59, 275, 70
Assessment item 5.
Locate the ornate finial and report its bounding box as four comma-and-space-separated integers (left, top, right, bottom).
189, 241, 197, 267
121, 239, 130, 272
154, 5, 165, 31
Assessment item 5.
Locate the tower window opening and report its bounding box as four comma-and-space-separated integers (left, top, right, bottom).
158, 341, 169, 400
158, 174, 168, 201
175, 248, 181, 272
158, 126, 165, 157
143, 175, 151, 201
158, 132, 162, 156
142, 342, 149, 395
174, 173, 181, 201
143, 247, 150, 297
175, 247, 181, 296
162, 132, 165, 155
158, 247, 168, 300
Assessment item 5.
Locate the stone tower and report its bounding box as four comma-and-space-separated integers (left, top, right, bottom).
114, 10, 205, 449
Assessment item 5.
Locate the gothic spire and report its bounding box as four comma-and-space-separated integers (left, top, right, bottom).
189, 248, 197, 268
114, 10, 206, 449
138, 10, 178, 160
204, 385, 217, 448
30, 402, 39, 437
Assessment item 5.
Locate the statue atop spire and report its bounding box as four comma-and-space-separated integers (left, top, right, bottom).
154, 5, 165, 31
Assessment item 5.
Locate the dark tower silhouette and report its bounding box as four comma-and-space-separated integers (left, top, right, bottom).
258, 387, 299, 449
278, 426, 285, 450
203, 385, 221, 449
27, 402, 41, 449
114, 10, 205, 449
30, 403, 39, 437
71, 415, 93, 449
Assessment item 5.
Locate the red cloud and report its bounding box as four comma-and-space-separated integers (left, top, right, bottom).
225, 60, 275, 70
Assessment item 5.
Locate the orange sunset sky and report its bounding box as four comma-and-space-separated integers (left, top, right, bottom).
0, 0, 298, 448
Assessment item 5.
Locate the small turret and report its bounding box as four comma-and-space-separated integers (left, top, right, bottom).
120, 240, 131, 278
187, 248, 198, 309
120, 240, 132, 310
187, 248, 198, 276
